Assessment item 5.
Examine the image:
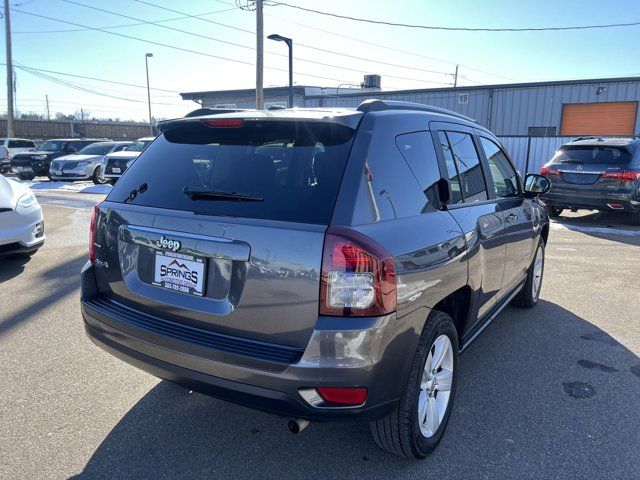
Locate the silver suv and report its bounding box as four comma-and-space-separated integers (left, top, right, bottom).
81, 101, 550, 458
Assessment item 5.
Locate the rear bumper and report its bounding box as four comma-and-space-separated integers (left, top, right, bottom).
541, 191, 640, 212
80, 263, 422, 421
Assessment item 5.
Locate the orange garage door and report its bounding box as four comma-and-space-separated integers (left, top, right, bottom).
560, 102, 638, 136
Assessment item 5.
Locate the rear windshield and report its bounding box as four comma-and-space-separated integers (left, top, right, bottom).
79, 143, 114, 155
107, 120, 355, 224
553, 146, 632, 165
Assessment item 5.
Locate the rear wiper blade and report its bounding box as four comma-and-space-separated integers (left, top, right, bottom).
182, 187, 263, 202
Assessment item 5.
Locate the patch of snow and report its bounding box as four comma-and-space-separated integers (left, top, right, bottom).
15, 178, 111, 194
78, 184, 112, 194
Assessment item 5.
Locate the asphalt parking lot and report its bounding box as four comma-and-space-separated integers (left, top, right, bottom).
1, 188, 639, 480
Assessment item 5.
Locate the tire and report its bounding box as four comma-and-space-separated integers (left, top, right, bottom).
107, 178, 117, 186
628, 211, 640, 226
512, 239, 545, 308
370, 310, 459, 459
92, 165, 108, 185
548, 206, 563, 218
17, 174, 34, 181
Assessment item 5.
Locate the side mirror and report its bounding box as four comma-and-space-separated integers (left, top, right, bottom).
437, 178, 450, 209
68, 147, 77, 153
523, 173, 550, 197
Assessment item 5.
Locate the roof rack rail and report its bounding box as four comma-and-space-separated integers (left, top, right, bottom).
356, 99, 476, 123
184, 107, 245, 118
571, 136, 600, 142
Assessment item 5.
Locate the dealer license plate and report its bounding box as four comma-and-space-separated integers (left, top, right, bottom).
153, 251, 206, 297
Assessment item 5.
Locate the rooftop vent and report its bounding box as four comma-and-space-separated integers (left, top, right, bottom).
363, 74, 381, 90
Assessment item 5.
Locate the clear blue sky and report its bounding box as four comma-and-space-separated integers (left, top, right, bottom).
2, 0, 640, 121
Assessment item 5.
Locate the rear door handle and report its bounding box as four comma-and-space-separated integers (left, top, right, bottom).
506, 213, 519, 223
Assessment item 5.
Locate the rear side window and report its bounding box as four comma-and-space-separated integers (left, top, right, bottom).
395, 131, 441, 210
8, 140, 19, 148
553, 146, 632, 165
108, 121, 355, 224
440, 131, 488, 204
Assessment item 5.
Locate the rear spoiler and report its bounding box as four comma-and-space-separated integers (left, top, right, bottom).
157, 108, 246, 132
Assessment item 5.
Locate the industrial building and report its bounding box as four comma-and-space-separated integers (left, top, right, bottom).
181, 75, 640, 174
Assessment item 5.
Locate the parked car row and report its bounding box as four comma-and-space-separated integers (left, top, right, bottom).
8, 136, 155, 184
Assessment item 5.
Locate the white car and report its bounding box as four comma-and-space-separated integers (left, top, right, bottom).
49, 141, 131, 184
0, 174, 45, 256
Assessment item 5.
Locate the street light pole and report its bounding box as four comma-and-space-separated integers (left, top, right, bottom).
267, 34, 293, 108
145, 53, 153, 136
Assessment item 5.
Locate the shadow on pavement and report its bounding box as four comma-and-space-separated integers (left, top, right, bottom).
72, 300, 640, 480
0, 252, 85, 337
552, 210, 640, 246
0, 254, 32, 283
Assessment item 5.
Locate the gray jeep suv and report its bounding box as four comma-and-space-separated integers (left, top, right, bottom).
81, 100, 550, 458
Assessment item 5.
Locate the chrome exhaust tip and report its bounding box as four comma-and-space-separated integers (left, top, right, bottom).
287, 418, 310, 434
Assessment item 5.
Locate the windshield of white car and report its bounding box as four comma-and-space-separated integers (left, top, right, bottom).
125, 141, 150, 152
78, 143, 116, 156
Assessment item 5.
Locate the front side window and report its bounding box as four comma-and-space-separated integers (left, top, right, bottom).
480, 137, 520, 199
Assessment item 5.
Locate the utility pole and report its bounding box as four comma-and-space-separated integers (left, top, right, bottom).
255, 0, 264, 109
4, 0, 15, 137
145, 53, 154, 136
453, 65, 459, 88
45, 94, 50, 121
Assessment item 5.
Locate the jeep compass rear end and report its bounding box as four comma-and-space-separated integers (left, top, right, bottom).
82, 101, 549, 458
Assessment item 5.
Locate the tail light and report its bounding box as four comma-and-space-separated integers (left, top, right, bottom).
89, 204, 99, 264
319, 226, 396, 317
540, 166, 560, 176
601, 170, 640, 182
316, 387, 367, 406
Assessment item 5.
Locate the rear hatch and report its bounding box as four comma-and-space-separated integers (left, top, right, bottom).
546, 145, 634, 195
92, 116, 357, 351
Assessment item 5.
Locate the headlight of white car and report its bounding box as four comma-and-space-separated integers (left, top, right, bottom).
126, 160, 134, 168
76, 161, 89, 167
17, 191, 37, 208
31, 154, 47, 160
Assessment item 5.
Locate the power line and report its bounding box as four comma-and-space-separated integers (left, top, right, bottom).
61, 0, 449, 86
135, 0, 454, 78
11, 6, 239, 33
10, 7, 360, 85
15, 63, 184, 106
2, 63, 180, 94
267, 2, 640, 32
